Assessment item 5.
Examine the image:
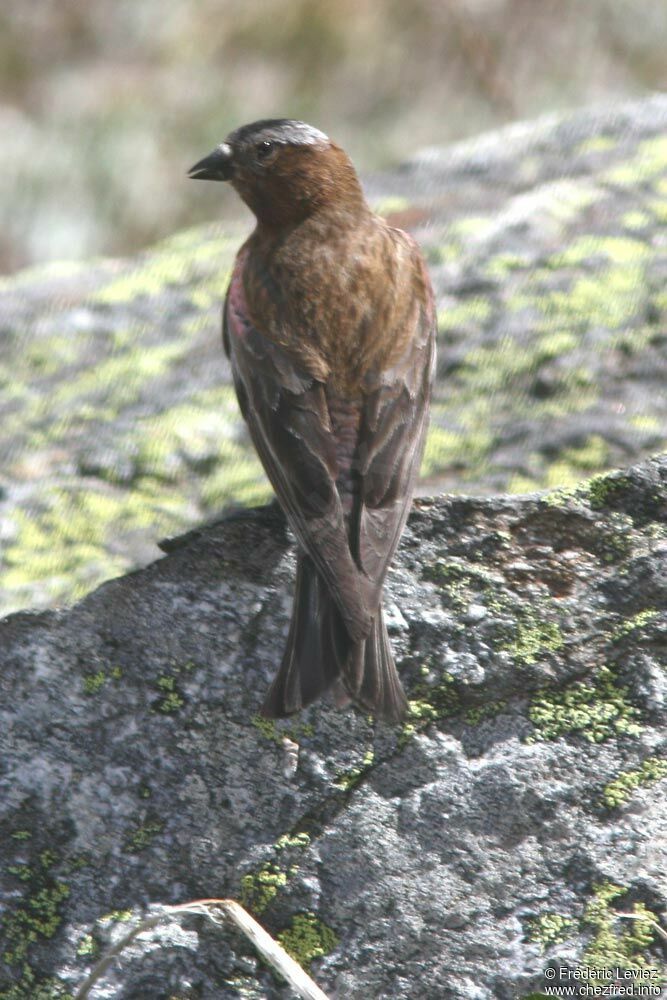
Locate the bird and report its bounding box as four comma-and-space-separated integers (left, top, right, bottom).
188, 119, 436, 721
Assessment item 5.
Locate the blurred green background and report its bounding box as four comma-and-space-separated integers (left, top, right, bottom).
2, 0, 667, 274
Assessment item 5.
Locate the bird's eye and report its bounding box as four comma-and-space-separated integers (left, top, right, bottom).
256, 140, 275, 161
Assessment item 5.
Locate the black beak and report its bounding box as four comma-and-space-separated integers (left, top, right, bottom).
188, 143, 234, 181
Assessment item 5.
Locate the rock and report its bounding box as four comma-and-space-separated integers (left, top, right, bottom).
1, 457, 666, 999
1, 97, 667, 615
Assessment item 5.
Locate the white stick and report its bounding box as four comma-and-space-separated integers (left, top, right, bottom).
74, 897, 331, 1000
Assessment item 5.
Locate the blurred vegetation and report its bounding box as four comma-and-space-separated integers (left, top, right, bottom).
1, 0, 666, 273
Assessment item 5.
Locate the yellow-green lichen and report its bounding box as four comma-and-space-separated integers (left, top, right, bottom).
98, 909, 134, 925
75, 933, 98, 958
437, 297, 493, 333
373, 196, 410, 217
274, 832, 311, 852
550, 235, 650, 270
527, 912, 574, 949
82, 665, 122, 696
250, 715, 314, 746
154, 675, 185, 714
500, 616, 564, 667
1, 851, 70, 970
240, 864, 289, 915
92, 229, 235, 304
125, 819, 163, 853
622, 210, 651, 230
527, 668, 642, 744
603, 135, 667, 188
151, 660, 197, 713
0, 971, 72, 1000
601, 757, 667, 809
2, 483, 189, 610
586, 471, 633, 511
277, 912, 338, 968
582, 881, 662, 984
611, 609, 659, 642
576, 135, 617, 156
240, 828, 313, 916
630, 414, 662, 433
399, 672, 461, 746
334, 750, 375, 791
420, 422, 494, 482
542, 262, 647, 331
464, 700, 505, 726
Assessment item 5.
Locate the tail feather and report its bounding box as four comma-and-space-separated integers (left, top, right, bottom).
261, 554, 408, 722
355, 607, 409, 722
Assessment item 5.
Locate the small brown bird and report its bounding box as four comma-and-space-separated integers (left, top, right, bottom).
189, 119, 435, 721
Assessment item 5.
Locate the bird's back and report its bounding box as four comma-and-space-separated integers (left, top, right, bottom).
242, 212, 432, 397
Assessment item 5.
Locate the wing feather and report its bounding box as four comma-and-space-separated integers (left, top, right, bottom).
225, 288, 373, 641
357, 303, 436, 591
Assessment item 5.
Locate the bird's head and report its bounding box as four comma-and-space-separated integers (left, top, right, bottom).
188, 119, 366, 228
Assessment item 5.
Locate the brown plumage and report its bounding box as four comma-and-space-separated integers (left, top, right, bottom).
189, 119, 436, 721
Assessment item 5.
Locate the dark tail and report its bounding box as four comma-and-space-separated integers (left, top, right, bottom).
261, 554, 408, 722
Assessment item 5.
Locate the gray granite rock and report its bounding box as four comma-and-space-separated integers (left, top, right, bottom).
1, 458, 665, 999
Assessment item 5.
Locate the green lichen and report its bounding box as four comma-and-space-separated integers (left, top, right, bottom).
240, 830, 312, 917
622, 210, 651, 230
586, 472, 633, 510
576, 135, 617, 156
274, 832, 311, 852
601, 757, 667, 809
82, 665, 122, 695
250, 715, 314, 746
630, 414, 662, 432
154, 674, 185, 714
560, 434, 610, 472
420, 422, 494, 481
484, 252, 531, 278
1, 851, 70, 972
425, 558, 502, 593
437, 296, 493, 332
399, 672, 461, 746
611, 608, 659, 642
92, 228, 235, 304
0, 971, 72, 1000
3, 483, 188, 608
251, 715, 282, 744
125, 819, 163, 852
543, 262, 646, 331
151, 660, 196, 713
75, 933, 98, 958
373, 195, 410, 216
334, 750, 375, 791
582, 881, 662, 984
603, 135, 667, 187
550, 235, 650, 269
464, 700, 505, 726
98, 909, 134, 924
277, 912, 338, 969
527, 668, 642, 744
512, 434, 615, 494
500, 616, 563, 667
240, 864, 288, 915
527, 912, 574, 949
